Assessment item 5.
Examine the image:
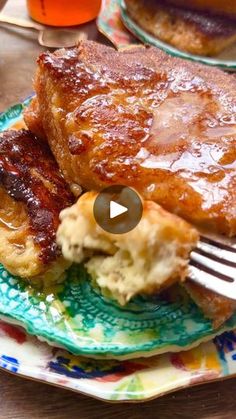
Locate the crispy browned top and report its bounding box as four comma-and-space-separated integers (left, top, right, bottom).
34, 41, 236, 235
136, 0, 236, 37
0, 129, 74, 264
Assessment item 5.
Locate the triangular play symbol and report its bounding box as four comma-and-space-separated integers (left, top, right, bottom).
110, 201, 128, 219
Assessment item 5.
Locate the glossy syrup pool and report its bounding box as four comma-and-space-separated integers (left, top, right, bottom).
32, 45, 236, 237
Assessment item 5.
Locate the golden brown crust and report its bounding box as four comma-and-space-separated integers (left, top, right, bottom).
125, 0, 236, 56
26, 41, 236, 237
23, 41, 236, 325
24, 97, 46, 140
183, 280, 236, 328
0, 186, 39, 277
0, 129, 74, 278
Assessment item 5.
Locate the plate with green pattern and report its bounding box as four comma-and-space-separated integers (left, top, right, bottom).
1, 99, 236, 360
1, 263, 236, 360
119, 0, 236, 71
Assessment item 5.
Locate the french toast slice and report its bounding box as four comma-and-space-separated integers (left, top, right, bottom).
24, 41, 236, 236
125, 0, 236, 56
24, 41, 236, 325
0, 129, 74, 281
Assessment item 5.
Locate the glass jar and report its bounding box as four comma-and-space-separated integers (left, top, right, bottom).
27, 0, 102, 26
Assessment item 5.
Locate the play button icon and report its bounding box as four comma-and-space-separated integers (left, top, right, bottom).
93, 185, 143, 234
110, 201, 128, 219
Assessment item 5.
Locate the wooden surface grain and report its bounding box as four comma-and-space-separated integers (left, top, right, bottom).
0, 0, 102, 112
0, 1, 235, 418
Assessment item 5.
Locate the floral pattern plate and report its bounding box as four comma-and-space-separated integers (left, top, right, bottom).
97, 0, 236, 71
0, 320, 236, 401
0, 100, 236, 399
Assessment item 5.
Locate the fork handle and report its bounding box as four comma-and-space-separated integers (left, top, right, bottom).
0, 14, 43, 31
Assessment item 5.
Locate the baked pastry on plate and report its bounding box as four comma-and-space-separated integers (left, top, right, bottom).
0, 129, 74, 282
57, 191, 236, 327
23, 40, 236, 327
125, 0, 236, 56
25, 41, 236, 236
57, 191, 198, 305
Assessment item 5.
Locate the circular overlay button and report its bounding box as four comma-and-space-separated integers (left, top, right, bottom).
93, 185, 143, 234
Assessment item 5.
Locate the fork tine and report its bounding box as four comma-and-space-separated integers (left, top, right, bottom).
189, 266, 236, 300
191, 251, 235, 281
189, 234, 236, 300
197, 240, 236, 265
201, 235, 236, 251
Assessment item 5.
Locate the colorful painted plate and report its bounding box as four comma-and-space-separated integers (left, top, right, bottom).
0, 320, 236, 401
2, 262, 236, 360
1, 99, 236, 362
97, 0, 236, 71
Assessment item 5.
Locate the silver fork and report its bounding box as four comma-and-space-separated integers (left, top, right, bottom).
189, 234, 236, 300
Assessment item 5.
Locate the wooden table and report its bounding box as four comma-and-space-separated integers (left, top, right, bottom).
0, 1, 235, 418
